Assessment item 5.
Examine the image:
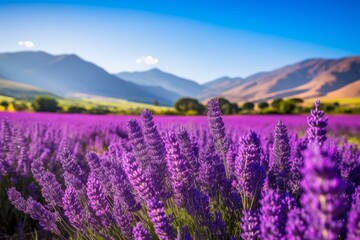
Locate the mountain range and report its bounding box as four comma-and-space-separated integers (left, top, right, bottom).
0, 51, 359, 106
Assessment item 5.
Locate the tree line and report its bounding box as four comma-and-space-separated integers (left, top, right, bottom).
0, 96, 358, 115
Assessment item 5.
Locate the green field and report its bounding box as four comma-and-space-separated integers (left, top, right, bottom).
0, 95, 174, 113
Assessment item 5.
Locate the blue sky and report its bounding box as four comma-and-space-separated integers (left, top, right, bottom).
0, 0, 359, 83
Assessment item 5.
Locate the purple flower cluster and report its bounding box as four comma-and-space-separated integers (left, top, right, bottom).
307, 99, 328, 145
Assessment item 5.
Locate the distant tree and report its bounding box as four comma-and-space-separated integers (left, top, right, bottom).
153, 99, 159, 106
67, 106, 86, 113
217, 98, 239, 114
87, 106, 110, 114
12, 101, 28, 111
288, 98, 304, 104
271, 98, 283, 110
32, 96, 59, 112
258, 101, 269, 110
0, 100, 9, 111
242, 102, 255, 111
174, 98, 205, 114
279, 100, 296, 114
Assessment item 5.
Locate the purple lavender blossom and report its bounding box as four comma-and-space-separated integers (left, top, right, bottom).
177, 225, 192, 240
63, 186, 85, 230
7, 187, 27, 212
133, 222, 152, 240
207, 99, 228, 153
109, 159, 141, 212
260, 189, 290, 240
185, 188, 211, 228
86, 152, 112, 195
197, 141, 226, 197
286, 207, 307, 240
347, 187, 360, 240
25, 197, 59, 234
113, 198, 134, 239
147, 198, 175, 240
30, 149, 50, 183
39, 171, 64, 207
141, 109, 169, 199
60, 149, 86, 191
241, 209, 260, 240
123, 153, 154, 201
176, 126, 199, 175
301, 145, 346, 239
210, 211, 226, 239
86, 173, 111, 227
165, 131, 194, 207
207, 99, 229, 177
268, 120, 291, 192
233, 131, 265, 209
307, 99, 328, 146
127, 119, 151, 169
289, 137, 307, 196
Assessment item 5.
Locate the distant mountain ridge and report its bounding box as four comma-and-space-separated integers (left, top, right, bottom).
116, 68, 203, 97
0, 51, 177, 105
0, 51, 359, 105
213, 57, 360, 103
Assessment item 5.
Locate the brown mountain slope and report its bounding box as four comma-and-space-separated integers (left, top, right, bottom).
324, 80, 360, 99
217, 57, 360, 103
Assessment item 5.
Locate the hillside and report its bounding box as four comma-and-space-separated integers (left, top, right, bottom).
0, 77, 56, 100
211, 57, 360, 103
0, 51, 175, 105
117, 68, 203, 97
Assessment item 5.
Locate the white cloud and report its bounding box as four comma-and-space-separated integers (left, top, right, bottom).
136, 55, 159, 65
18, 41, 35, 48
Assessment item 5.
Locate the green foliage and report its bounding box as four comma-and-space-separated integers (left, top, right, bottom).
242, 101, 254, 111
258, 101, 269, 110
153, 99, 159, 106
67, 106, 87, 113
218, 98, 239, 114
12, 101, 28, 111
174, 98, 205, 115
271, 98, 283, 110
279, 100, 296, 114
0, 100, 9, 110
32, 96, 60, 112
288, 98, 304, 104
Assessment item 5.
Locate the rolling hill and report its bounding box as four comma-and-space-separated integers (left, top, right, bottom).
205, 56, 360, 103
116, 68, 203, 97
0, 51, 176, 105
0, 77, 56, 100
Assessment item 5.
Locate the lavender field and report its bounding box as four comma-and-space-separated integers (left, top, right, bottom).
1, 100, 360, 239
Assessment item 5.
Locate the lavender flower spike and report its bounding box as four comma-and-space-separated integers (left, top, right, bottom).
207, 99, 229, 177
147, 198, 175, 240
141, 109, 168, 198
347, 187, 360, 240
241, 209, 260, 240
233, 131, 265, 209
63, 186, 85, 230
40, 171, 64, 207
133, 222, 152, 240
260, 189, 289, 240
307, 99, 328, 146
285, 207, 307, 240
268, 120, 291, 192
301, 145, 346, 239
86, 173, 111, 227
7, 187, 27, 212
124, 153, 154, 201
165, 131, 194, 207
25, 197, 60, 234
